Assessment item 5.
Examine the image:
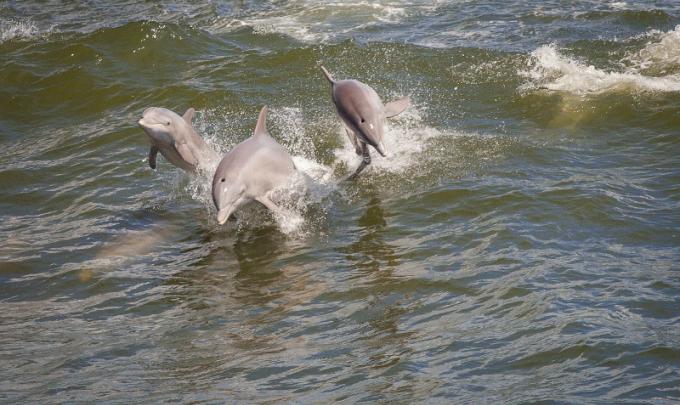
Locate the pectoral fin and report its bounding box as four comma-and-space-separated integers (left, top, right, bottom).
384, 96, 410, 118
345, 127, 362, 156
149, 145, 158, 169
176, 142, 198, 167
256, 195, 281, 214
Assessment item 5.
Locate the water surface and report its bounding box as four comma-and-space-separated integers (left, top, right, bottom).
1, 1, 679, 403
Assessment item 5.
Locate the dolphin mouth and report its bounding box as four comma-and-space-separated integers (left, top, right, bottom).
375, 141, 387, 157
216, 206, 235, 225
355, 130, 386, 157
138, 118, 166, 129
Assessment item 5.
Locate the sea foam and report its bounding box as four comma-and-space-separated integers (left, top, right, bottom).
520, 26, 680, 95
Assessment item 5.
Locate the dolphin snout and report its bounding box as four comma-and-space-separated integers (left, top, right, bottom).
216, 206, 235, 225
376, 141, 387, 157
139, 108, 153, 127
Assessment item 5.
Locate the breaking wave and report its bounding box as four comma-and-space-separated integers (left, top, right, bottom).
520, 25, 680, 95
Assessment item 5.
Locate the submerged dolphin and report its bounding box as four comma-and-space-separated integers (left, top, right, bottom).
320, 66, 410, 179
138, 107, 219, 173
212, 106, 296, 224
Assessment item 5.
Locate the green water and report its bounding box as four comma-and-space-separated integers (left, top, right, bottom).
1, 1, 679, 403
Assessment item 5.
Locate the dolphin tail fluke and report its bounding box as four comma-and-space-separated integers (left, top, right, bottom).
148, 145, 158, 169
254, 106, 269, 137
384, 96, 410, 118
320, 66, 335, 84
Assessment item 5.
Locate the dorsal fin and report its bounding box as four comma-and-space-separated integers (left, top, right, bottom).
182, 107, 195, 124
320, 66, 335, 84
253, 106, 269, 137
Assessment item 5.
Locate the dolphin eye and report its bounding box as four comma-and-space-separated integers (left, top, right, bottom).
220, 178, 225, 183
360, 118, 365, 123
165, 121, 171, 126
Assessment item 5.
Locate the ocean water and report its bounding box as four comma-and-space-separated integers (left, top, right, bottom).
1, 1, 679, 403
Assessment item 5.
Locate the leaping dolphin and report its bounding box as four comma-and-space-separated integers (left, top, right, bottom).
320, 66, 410, 179
138, 107, 219, 173
212, 106, 297, 225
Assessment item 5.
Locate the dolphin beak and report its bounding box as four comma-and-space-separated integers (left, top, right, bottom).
376, 141, 387, 157
216, 206, 235, 225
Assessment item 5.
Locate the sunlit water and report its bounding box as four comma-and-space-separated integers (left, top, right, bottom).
1, 1, 679, 402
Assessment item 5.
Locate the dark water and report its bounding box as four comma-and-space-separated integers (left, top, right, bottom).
1, 1, 680, 403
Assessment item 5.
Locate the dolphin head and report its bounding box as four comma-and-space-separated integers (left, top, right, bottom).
212, 167, 246, 225
333, 81, 387, 157
138, 107, 186, 144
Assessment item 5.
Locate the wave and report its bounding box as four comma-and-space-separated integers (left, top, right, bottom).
627, 25, 680, 75
520, 26, 680, 95
209, 1, 441, 43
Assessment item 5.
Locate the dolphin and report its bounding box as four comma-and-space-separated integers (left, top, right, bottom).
320, 66, 410, 179
138, 107, 219, 173
212, 106, 297, 225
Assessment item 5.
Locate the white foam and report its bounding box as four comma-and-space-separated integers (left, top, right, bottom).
0, 18, 42, 42
520, 42, 680, 95
628, 25, 680, 73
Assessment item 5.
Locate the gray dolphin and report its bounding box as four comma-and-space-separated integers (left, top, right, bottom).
212, 106, 297, 225
320, 66, 410, 179
138, 107, 219, 173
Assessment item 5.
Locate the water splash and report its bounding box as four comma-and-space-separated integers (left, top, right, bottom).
0, 18, 42, 42
269, 107, 316, 160
333, 103, 441, 175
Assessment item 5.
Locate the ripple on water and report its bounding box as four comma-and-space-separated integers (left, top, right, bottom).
1, 1, 680, 403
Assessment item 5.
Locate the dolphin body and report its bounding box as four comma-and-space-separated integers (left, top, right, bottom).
138, 107, 219, 173
212, 106, 296, 224
320, 66, 410, 179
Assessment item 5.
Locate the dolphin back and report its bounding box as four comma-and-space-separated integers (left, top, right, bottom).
214, 135, 295, 194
